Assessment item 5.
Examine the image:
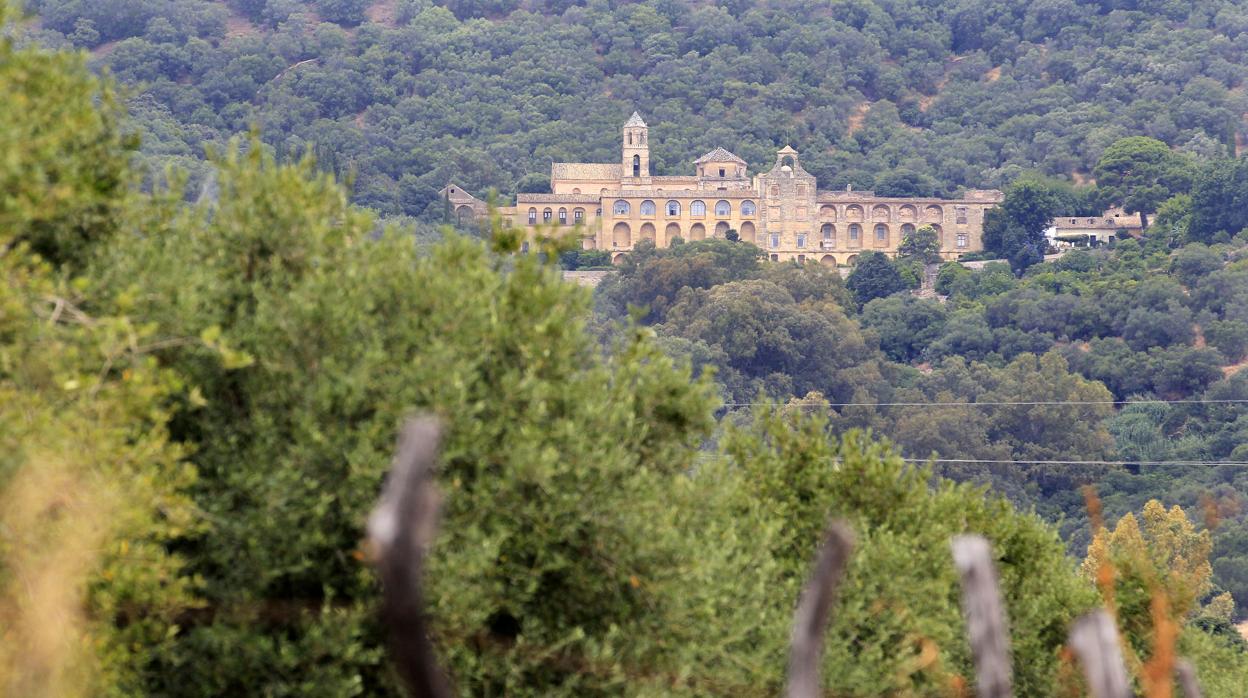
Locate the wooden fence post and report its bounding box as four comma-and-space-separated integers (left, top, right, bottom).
1175, 658, 1202, 698
367, 416, 452, 698
950, 535, 1012, 698
786, 521, 854, 698
1068, 610, 1131, 698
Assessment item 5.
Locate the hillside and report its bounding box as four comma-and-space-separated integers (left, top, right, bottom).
18, 0, 1248, 217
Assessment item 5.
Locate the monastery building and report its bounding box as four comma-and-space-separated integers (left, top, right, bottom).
444, 113, 1003, 265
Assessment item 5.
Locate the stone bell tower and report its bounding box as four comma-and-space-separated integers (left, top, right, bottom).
622, 111, 649, 179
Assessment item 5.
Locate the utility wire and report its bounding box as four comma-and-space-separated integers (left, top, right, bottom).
901, 457, 1248, 467
719, 398, 1248, 409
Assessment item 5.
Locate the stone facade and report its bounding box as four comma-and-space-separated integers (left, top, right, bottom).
451, 113, 1004, 265
1047, 207, 1143, 247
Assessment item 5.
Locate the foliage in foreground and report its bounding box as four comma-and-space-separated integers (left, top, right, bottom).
4, 12, 1248, 695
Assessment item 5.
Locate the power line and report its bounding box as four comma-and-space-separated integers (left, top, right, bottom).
719, 398, 1248, 409
692, 454, 1248, 467
901, 457, 1248, 467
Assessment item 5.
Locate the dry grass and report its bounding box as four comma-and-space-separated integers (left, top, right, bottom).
0, 453, 118, 698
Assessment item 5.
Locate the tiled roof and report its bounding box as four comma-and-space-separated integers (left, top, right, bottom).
551, 162, 621, 180
694, 147, 747, 165
624, 111, 647, 128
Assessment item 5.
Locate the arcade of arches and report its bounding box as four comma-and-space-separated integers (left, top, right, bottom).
447, 113, 1004, 265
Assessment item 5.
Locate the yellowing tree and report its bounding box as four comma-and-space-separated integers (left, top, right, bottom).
1082, 500, 1212, 620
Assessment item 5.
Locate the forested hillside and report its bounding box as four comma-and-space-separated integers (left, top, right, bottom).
12, 2, 1248, 694
17, 0, 1248, 217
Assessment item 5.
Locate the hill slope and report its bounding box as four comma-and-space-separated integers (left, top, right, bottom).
20, 0, 1248, 215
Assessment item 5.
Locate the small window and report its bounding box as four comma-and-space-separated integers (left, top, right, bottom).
850, 224, 861, 241
741, 200, 756, 216
821, 224, 834, 240
797, 254, 805, 263
715, 200, 731, 216
543, 208, 553, 222
718, 168, 725, 177
528, 208, 537, 224
640, 200, 656, 216
614, 200, 630, 215
875, 224, 887, 242
770, 185, 780, 197
574, 208, 584, 222
596, 208, 602, 217
558, 208, 567, 224
796, 234, 806, 248
956, 207, 968, 224
691, 200, 706, 216
770, 254, 779, 262
957, 233, 968, 248
769, 234, 780, 249
572, 188, 580, 194
666, 200, 681, 216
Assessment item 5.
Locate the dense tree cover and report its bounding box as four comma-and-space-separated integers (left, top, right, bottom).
595, 203, 1248, 617
13, 0, 1248, 216
6, 9, 1248, 694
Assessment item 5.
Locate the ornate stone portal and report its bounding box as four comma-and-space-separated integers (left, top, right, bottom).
446, 113, 1003, 266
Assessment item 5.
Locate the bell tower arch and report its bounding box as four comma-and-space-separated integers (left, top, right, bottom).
622, 111, 649, 179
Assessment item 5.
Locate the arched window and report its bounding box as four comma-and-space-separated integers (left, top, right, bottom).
632, 154, 641, 177
613, 200, 630, 216
901, 223, 915, 237
874, 224, 888, 242
821, 223, 835, 243
527, 208, 537, 224
849, 223, 861, 241
572, 188, 581, 194
714, 200, 731, 216
640, 200, 656, 216
666, 200, 680, 216
573, 208, 585, 222
543, 208, 553, 222
558, 208, 567, 224
741, 200, 756, 216
690, 200, 706, 216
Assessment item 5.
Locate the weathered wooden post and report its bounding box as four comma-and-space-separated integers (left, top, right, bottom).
1175, 658, 1202, 698
786, 521, 854, 698
1068, 610, 1131, 698
368, 417, 453, 698
951, 535, 1012, 698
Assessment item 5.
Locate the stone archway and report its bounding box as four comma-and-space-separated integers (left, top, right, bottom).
820, 254, 836, 266
689, 223, 706, 241
924, 205, 943, 223
455, 205, 474, 226
714, 221, 730, 238
739, 221, 756, 244
640, 223, 656, 243
847, 254, 859, 265
612, 253, 627, 265
665, 223, 681, 245
612, 222, 631, 248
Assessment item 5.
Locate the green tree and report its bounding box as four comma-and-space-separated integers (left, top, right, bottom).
0, 19, 135, 270
896, 223, 942, 264
860, 294, 948, 362
846, 251, 907, 307
1093, 136, 1195, 229
1188, 157, 1248, 244
982, 177, 1061, 273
